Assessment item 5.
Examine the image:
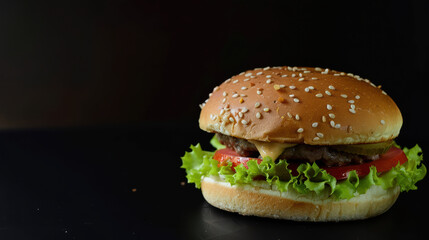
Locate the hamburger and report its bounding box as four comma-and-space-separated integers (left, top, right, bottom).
181, 66, 426, 221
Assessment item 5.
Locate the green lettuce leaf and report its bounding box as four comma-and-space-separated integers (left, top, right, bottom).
180, 144, 218, 188
181, 139, 426, 199
210, 136, 226, 150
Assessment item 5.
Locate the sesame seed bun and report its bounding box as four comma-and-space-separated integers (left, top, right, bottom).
201, 175, 400, 221
199, 66, 402, 145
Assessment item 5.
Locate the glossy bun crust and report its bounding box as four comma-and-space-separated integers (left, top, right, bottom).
199, 67, 402, 145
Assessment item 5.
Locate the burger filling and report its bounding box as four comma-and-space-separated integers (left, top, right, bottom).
216, 133, 386, 167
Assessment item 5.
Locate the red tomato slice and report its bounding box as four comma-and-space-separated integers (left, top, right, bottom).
213, 148, 262, 168
213, 147, 408, 180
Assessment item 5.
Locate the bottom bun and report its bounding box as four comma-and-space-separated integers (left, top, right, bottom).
201, 176, 400, 222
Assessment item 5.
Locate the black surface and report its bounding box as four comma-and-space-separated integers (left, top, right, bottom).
0, 127, 427, 239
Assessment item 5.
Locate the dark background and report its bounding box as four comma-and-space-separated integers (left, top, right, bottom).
0, 0, 428, 239
0, 0, 428, 140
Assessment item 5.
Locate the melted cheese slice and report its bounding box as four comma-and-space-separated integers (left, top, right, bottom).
249, 140, 296, 160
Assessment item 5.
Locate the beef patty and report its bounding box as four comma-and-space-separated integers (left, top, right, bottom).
216, 133, 379, 167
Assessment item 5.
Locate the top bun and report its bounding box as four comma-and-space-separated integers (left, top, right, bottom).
199, 66, 402, 145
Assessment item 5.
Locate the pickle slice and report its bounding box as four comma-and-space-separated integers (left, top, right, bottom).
331, 140, 394, 155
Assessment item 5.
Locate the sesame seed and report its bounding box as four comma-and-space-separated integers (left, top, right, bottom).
229, 117, 234, 123
317, 132, 324, 138
256, 71, 263, 75
225, 79, 231, 83
241, 86, 248, 90
327, 104, 332, 110
293, 98, 300, 103
322, 116, 327, 122
330, 120, 335, 128
232, 93, 239, 98
232, 80, 239, 84
289, 94, 295, 98
316, 93, 323, 98
256, 112, 261, 119
347, 73, 354, 77
240, 94, 247, 97
304, 70, 311, 74
334, 73, 340, 76
263, 66, 270, 71
325, 90, 332, 96
315, 67, 322, 71
328, 85, 335, 90
243, 78, 250, 81
220, 109, 224, 115
305, 87, 310, 92
266, 75, 272, 78
349, 108, 356, 114
381, 120, 386, 125
382, 90, 387, 95
328, 113, 335, 119
266, 80, 272, 84
308, 86, 315, 90
274, 85, 281, 90
341, 94, 348, 98
213, 86, 219, 91
348, 100, 355, 103
350, 104, 355, 109
223, 92, 227, 97
299, 73, 303, 77
241, 107, 249, 113
239, 98, 244, 103
245, 73, 252, 77
289, 85, 296, 89
312, 122, 319, 128
335, 123, 341, 129
311, 77, 318, 80
238, 112, 243, 118
299, 77, 305, 81
295, 114, 300, 120
241, 119, 248, 125
222, 98, 226, 103
279, 84, 286, 88
313, 137, 320, 141
297, 128, 304, 133
281, 74, 288, 77
257, 90, 262, 95
263, 108, 270, 112
255, 102, 261, 108
340, 72, 345, 76
291, 73, 296, 77
355, 95, 360, 99
287, 112, 293, 118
